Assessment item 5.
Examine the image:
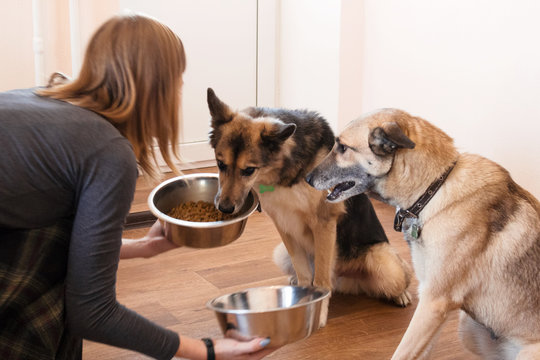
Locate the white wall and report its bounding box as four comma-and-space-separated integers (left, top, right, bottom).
360, 0, 540, 198
275, 0, 538, 198
337, 0, 364, 130
278, 0, 341, 129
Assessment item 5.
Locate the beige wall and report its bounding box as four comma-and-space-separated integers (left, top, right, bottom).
0, 0, 118, 91
76, 0, 119, 76
1, 0, 73, 90
42, 0, 72, 81
1, 1, 35, 91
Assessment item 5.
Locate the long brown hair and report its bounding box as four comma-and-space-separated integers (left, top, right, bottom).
37, 14, 186, 180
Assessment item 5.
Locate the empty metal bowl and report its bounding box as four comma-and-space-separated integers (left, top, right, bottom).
148, 173, 259, 248
207, 285, 331, 348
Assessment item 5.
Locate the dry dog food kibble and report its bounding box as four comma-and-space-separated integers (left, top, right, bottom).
167, 200, 235, 222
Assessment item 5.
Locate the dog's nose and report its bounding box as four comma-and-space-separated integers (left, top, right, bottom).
305, 172, 314, 186
218, 204, 235, 214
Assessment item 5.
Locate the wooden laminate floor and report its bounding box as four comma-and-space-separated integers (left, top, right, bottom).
82, 167, 476, 359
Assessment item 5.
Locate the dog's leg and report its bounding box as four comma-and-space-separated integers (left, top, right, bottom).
312, 229, 336, 291
391, 294, 455, 360
372, 242, 412, 307
336, 242, 412, 306
417, 327, 444, 360
274, 228, 313, 286
458, 311, 505, 358
311, 221, 337, 328
459, 310, 522, 359
274, 227, 332, 328
311, 219, 337, 289
517, 344, 540, 360
458, 311, 486, 357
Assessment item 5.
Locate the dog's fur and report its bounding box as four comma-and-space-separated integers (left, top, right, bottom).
307, 108, 540, 359
207, 89, 412, 326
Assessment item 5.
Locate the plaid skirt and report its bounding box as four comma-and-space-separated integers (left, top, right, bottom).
0, 219, 82, 359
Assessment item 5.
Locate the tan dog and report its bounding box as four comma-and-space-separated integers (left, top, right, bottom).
306, 108, 540, 359
207, 90, 412, 327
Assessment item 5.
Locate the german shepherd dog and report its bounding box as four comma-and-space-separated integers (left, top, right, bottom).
207, 89, 412, 327
306, 108, 540, 359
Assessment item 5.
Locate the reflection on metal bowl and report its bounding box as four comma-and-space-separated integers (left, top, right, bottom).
207, 285, 330, 348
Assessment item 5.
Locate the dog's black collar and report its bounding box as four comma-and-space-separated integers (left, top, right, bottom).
394, 162, 456, 232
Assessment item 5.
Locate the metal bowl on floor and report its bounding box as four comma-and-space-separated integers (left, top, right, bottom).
207, 285, 331, 348
148, 173, 259, 248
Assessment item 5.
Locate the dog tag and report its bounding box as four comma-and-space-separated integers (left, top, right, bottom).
411, 224, 420, 239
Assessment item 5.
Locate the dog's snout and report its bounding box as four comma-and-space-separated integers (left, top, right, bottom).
218, 204, 235, 214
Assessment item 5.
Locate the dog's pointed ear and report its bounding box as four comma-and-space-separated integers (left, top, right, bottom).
261, 122, 296, 145
207, 88, 234, 127
368, 122, 415, 156
275, 123, 297, 142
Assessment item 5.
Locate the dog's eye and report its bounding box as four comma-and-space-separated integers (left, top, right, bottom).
241, 167, 256, 176
337, 143, 347, 154
217, 160, 227, 171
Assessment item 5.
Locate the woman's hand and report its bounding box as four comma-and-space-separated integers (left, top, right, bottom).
214, 337, 274, 360
177, 335, 275, 360
120, 220, 179, 259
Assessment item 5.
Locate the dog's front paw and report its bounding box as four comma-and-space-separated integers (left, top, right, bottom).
392, 290, 412, 307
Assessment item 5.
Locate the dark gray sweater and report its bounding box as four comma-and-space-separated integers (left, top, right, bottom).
0, 89, 179, 359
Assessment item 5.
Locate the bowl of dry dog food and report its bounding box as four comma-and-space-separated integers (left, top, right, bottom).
148, 173, 259, 248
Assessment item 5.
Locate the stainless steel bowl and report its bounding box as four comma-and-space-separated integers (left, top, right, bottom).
148, 173, 259, 248
207, 285, 331, 348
